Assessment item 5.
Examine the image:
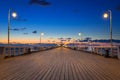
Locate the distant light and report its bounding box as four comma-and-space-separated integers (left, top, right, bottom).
103, 13, 108, 18
78, 33, 81, 36
41, 33, 44, 35
12, 12, 17, 18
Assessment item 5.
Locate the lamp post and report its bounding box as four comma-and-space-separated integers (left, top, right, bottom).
78, 32, 82, 42
40, 32, 44, 45
8, 9, 17, 55
103, 9, 113, 56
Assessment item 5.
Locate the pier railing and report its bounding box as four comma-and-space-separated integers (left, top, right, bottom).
65, 44, 120, 59
0, 45, 58, 59
1, 46, 28, 58
0, 46, 28, 59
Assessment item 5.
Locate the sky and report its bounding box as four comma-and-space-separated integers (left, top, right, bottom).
0, 0, 120, 43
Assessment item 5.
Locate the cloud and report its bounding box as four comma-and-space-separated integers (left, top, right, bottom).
23, 33, 28, 35
58, 37, 64, 40
32, 30, 37, 34
66, 38, 72, 41
29, 0, 51, 6
61, 40, 66, 41
10, 28, 19, 31
58, 38, 68, 42
58, 37, 72, 41
13, 18, 27, 21
21, 27, 26, 30
10, 27, 26, 31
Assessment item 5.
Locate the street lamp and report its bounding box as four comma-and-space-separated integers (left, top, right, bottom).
103, 9, 113, 56
12, 12, 17, 18
40, 32, 44, 45
8, 9, 17, 55
78, 32, 82, 42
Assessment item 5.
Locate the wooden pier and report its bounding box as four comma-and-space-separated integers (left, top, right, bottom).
0, 47, 120, 80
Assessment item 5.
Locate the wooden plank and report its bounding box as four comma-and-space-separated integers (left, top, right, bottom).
0, 47, 120, 80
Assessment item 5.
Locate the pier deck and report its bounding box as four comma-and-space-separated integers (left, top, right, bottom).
0, 47, 120, 80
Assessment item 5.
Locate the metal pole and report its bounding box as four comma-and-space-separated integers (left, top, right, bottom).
80, 34, 82, 41
79, 35, 80, 42
8, 9, 11, 56
40, 33, 41, 45
79, 33, 82, 42
108, 10, 113, 57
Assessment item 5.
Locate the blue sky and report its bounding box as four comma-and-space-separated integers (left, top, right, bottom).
0, 0, 120, 43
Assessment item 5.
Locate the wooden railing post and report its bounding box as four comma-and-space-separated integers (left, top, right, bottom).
118, 47, 120, 59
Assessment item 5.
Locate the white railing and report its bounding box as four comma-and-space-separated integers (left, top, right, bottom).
66, 44, 120, 59
118, 47, 120, 59
2, 46, 28, 57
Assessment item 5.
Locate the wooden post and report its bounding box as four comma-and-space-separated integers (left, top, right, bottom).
100, 48, 102, 55
97, 48, 98, 54
118, 47, 120, 59
0, 47, 5, 59
14, 47, 15, 56
3, 47, 6, 57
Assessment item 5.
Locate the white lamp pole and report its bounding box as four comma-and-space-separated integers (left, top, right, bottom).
8, 9, 17, 55
103, 9, 113, 56
40, 33, 44, 45
78, 32, 82, 42
8, 9, 10, 49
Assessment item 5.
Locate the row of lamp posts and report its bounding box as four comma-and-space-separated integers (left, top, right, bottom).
7, 9, 113, 56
